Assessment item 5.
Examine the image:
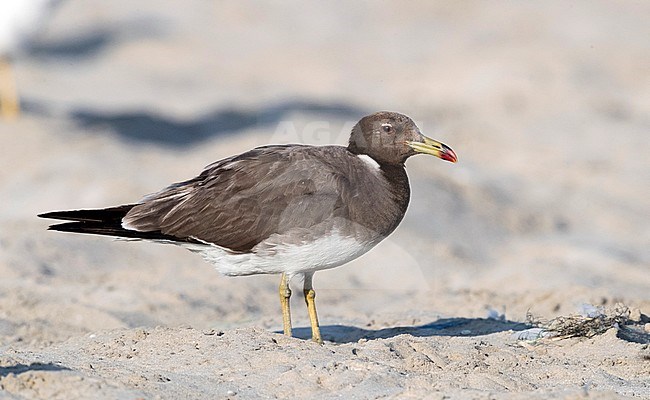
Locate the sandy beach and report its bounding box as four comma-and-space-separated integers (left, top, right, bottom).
1, 1, 648, 398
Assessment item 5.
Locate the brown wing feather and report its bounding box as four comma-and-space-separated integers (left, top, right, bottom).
122, 145, 355, 252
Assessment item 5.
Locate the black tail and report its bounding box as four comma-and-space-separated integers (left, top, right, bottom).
38, 205, 135, 223
38, 204, 198, 243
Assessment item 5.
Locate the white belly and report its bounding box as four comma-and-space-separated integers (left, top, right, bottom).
184, 229, 379, 279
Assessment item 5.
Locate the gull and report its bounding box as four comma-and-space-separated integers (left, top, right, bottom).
39, 111, 457, 343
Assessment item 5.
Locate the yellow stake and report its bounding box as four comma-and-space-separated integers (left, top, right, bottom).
0, 57, 19, 120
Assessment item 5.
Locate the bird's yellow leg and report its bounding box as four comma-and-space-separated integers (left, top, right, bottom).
303, 272, 323, 344
0, 57, 19, 120
279, 273, 292, 337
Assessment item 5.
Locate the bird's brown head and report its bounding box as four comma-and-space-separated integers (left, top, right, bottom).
348, 111, 457, 165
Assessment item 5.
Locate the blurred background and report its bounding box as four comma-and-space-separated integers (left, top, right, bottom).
0, 1, 648, 345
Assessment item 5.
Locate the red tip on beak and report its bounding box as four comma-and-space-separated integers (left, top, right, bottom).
440, 143, 458, 163
407, 136, 458, 163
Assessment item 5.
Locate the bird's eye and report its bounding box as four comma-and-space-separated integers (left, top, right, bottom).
382, 124, 392, 133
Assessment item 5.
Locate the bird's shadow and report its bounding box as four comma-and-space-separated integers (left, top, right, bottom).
0, 362, 70, 377
27, 16, 167, 60
290, 317, 531, 344
28, 29, 117, 60
68, 100, 367, 147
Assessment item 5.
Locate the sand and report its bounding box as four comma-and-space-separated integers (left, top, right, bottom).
1, 1, 648, 399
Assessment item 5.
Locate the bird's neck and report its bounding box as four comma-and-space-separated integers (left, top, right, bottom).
379, 163, 411, 216
344, 153, 411, 239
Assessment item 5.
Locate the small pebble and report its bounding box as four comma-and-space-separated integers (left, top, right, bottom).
644, 323, 650, 333
512, 328, 548, 341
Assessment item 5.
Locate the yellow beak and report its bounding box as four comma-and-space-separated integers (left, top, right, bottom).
406, 135, 457, 163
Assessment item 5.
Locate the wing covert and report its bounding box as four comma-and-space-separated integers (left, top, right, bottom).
123, 146, 352, 252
